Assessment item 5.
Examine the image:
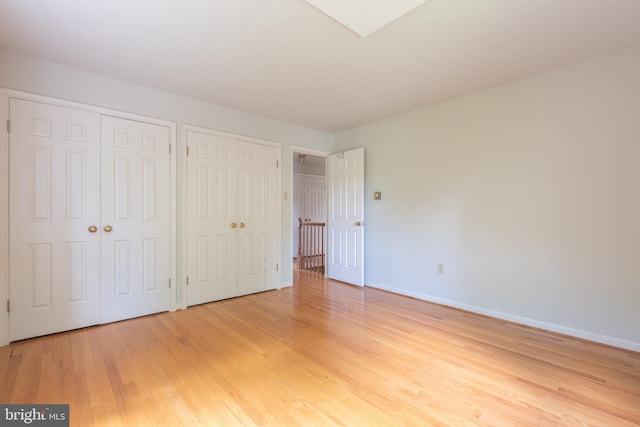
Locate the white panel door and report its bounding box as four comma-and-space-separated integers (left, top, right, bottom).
100, 116, 171, 323
306, 175, 326, 222
327, 148, 364, 286
293, 173, 326, 258
236, 141, 279, 296
186, 131, 238, 306
9, 99, 101, 341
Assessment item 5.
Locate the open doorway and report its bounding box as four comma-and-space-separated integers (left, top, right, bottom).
292, 149, 327, 278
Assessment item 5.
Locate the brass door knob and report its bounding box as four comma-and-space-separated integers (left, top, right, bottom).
88, 226, 98, 233
239, 222, 245, 228
103, 225, 113, 232
354, 221, 362, 227
231, 223, 237, 228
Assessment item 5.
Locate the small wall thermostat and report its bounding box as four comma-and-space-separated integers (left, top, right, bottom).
373, 191, 382, 200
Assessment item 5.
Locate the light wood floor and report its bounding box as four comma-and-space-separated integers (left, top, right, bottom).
2, 269, 640, 426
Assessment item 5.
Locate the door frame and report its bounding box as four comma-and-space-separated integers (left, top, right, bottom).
288, 146, 329, 285
0, 88, 178, 346
180, 124, 282, 309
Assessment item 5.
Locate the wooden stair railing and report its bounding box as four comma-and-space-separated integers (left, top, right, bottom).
297, 218, 325, 273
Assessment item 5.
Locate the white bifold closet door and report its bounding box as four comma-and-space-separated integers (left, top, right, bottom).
186, 128, 279, 307
100, 116, 171, 323
9, 99, 171, 341
9, 99, 102, 341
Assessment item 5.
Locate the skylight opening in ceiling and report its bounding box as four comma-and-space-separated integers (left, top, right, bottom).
305, 0, 430, 37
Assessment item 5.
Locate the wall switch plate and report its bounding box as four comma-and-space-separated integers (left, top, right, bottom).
373, 191, 382, 200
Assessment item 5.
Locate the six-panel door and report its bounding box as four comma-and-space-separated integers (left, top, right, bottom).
327, 148, 365, 286
100, 116, 172, 323
186, 131, 239, 305
9, 99, 102, 341
292, 173, 326, 256
236, 140, 279, 296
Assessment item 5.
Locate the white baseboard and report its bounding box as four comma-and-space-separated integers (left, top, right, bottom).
278, 281, 293, 289
366, 281, 640, 353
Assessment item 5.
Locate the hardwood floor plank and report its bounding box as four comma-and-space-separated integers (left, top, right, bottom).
1, 270, 639, 426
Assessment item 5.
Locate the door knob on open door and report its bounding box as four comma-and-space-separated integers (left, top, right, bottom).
103, 225, 113, 232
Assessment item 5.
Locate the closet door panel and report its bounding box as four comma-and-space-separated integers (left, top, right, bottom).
100, 116, 171, 322
9, 99, 101, 341
236, 141, 279, 296
186, 131, 238, 306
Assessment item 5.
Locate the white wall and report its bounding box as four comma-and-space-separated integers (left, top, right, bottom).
333, 46, 640, 351
0, 50, 333, 315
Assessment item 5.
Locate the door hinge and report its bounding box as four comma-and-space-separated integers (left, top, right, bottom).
6, 300, 9, 313
169, 144, 172, 154
169, 278, 172, 288
186, 146, 190, 156
276, 160, 279, 168
186, 276, 190, 285
276, 263, 279, 272
6, 120, 10, 133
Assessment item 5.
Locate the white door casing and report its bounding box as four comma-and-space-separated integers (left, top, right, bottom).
100, 116, 172, 323
9, 99, 102, 341
327, 148, 364, 286
185, 127, 280, 307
